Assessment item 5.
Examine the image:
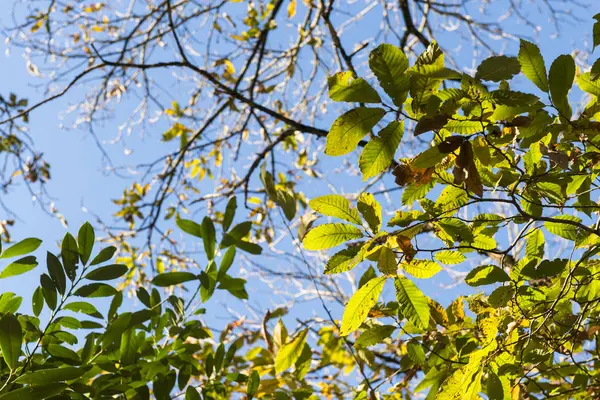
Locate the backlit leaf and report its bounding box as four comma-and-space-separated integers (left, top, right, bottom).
328, 71, 381, 103
325, 107, 385, 156
302, 223, 363, 251
340, 276, 386, 336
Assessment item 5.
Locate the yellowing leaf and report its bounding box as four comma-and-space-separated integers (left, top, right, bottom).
328, 72, 381, 103
394, 276, 430, 329
359, 121, 404, 179
356, 193, 382, 233
434, 250, 466, 265
578, 72, 600, 96
287, 0, 296, 18
402, 260, 442, 279
340, 276, 387, 336
302, 223, 363, 250
545, 215, 582, 241
355, 324, 396, 347
309, 195, 361, 224
274, 328, 308, 373
325, 107, 385, 156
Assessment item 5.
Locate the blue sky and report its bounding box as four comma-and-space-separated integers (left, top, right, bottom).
0, 0, 598, 333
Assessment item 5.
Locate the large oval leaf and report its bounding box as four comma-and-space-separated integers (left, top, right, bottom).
368, 44, 410, 106
302, 223, 363, 251
325, 107, 385, 156
328, 71, 381, 103
394, 276, 430, 329
309, 195, 361, 224
359, 121, 404, 179
340, 276, 387, 336
518, 39, 548, 92
274, 328, 308, 373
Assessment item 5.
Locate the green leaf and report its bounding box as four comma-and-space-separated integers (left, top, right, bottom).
47, 252, 66, 295
77, 222, 95, 265
223, 196, 237, 231
394, 276, 430, 329
518, 39, 549, 92
61, 233, 79, 281
355, 324, 395, 347
325, 107, 385, 156
74, 283, 118, 297
402, 260, 442, 279
275, 328, 309, 373
545, 215, 582, 241
40, 273, 57, 310
407, 342, 426, 365
247, 370, 260, 398
324, 246, 364, 274
0, 238, 42, 259
476, 56, 520, 82
487, 370, 508, 400
359, 121, 404, 179
302, 223, 363, 251
340, 276, 386, 336
0, 293, 21, 314
120, 328, 136, 365
465, 265, 510, 286
328, 71, 381, 103
47, 344, 81, 364
377, 246, 397, 274
276, 188, 297, 221
309, 194, 361, 224
368, 44, 410, 106
90, 246, 117, 266
0, 313, 22, 370
526, 229, 545, 259
577, 72, 600, 96
84, 264, 128, 281
15, 366, 92, 385
0, 383, 68, 400
32, 287, 44, 317
186, 387, 202, 400
0, 256, 38, 279
413, 115, 448, 136
201, 217, 217, 260
412, 146, 446, 168
176, 217, 203, 238
444, 120, 482, 135
357, 193, 382, 233
435, 250, 466, 265
591, 58, 600, 81
218, 247, 236, 281
549, 54, 575, 118
595, 14, 600, 50
63, 301, 103, 319
152, 272, 198, 287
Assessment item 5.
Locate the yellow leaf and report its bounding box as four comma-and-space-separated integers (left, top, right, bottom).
288, 0, 297, 19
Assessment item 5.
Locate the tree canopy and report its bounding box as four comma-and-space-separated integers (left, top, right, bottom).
1, 0, 600, 399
